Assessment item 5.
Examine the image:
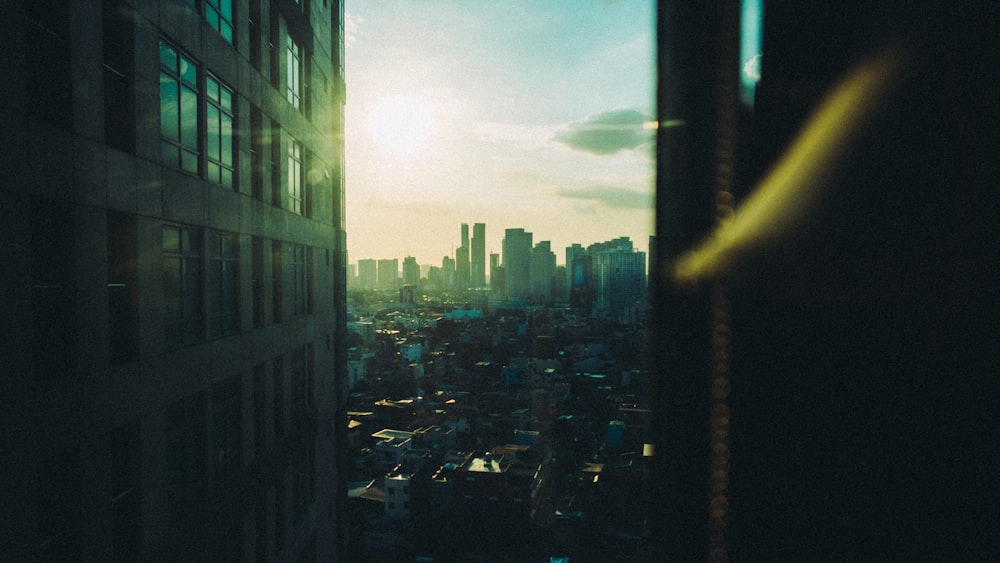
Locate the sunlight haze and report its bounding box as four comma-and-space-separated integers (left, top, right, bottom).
345, 1, 656, 266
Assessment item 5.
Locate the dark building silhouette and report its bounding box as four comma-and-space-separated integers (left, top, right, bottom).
3, 1, 347, 561
471, 222, 486, 287
650, 2, 998, 561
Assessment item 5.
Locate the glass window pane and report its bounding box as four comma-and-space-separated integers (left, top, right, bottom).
222, 236, 236, 258
160, 75, 178, 140
206, 10, 220, 29
159, 42, 177, 71
207, 107, 221, 160
161, 142, 179, 166
210, 264, 222, 316
180, 55, 197, 86
222, 0, 232, 18
182, 150, 198, 174
206, 77, 219, 103
163, 257, 182, 318
221, 117, 233, 165
183, 229, 201, 254
222, 22, 233, 43
180, 87, 198, 149
220, 88, 232, 112
163, 226, 180, 252
207, 162, 220, 184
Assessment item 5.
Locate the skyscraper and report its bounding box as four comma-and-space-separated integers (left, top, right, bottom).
593, 248, 647, 317
378, 258, 399, 289
3, 2, 347, 561
358, 258, 378, 289
502, 228, 533, 299
402, 256, 420, 287
530, 240, 556, 302
456, 223, 470, 289
471, 222, 486, 287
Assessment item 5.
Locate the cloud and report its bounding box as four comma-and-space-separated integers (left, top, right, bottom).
557, 185, 652, 209
552, 109, 654, 155
344, 12, 362, 48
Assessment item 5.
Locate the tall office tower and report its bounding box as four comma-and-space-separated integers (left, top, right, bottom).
471, 222, 486, 287
490, 252, 502, 292
402, 256, 420, 287
358, 259, 378, 289
502, 228, 533, 299
530, 241, 556, 301
377, 259, 399, 290
456, 223, 470, 289
441, 256, 456, 288
593, 248, 647, 316
2, 2, 346, 561
566, 243, 588, 307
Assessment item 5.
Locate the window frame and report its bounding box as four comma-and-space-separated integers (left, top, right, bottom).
208, 230, 240, 339
159, 40, 200, 175
205, 73, 236, 188
285, 33, 303, 110
287, 134, 303, 214
162, 224, 204, 349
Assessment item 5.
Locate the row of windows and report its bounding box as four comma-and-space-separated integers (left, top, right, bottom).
160, 41, 236, 187
162, 223, 316, 351
187, 0, 235, 44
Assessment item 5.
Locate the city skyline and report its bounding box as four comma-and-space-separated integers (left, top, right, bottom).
348, 221, 643, 270
344, 0, 656, 266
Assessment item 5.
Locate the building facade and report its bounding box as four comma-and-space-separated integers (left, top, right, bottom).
471, 222, 486, 287
2, 1, 347, 561
502, 228, 532, 299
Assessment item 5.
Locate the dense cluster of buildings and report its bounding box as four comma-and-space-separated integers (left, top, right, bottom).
343, 293, 651, 560
351, 224, 649, 322
4, 2, 347, 561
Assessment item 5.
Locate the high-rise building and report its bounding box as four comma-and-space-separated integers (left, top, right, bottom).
358, 258, 378, 289
378, 258, 399, 289
3, 2, 347, 561
402, 256, 420, 287
490, 252, 503, 292
530, 240, 556, 302
456, 223, 470, 289
441, 255, 456, 288
471, 222, 486, 287
593, 248, 647, 316
502, 228, 532, 299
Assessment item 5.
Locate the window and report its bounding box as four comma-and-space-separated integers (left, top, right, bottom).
160, 40, 238, 183
250, 105, 264, 200
163, 225, 203, 349
205, 0, 234, 43
206, 74, 235, 188
208, 231, 239, 338
287, 244, 306, 317
160, 41, 199, 174
287, 135, 303, 214
291, 346, 307, 427
286, 34, 302, 109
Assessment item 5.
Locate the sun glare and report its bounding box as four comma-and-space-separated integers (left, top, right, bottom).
365, 95, 435, 155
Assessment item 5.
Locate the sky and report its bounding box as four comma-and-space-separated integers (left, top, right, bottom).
344, 0, 656, 267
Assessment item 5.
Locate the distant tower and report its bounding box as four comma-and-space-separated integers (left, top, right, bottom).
441, 255, 456, 288
490, 252, 503, 292
530, 241, 556, 302
593, 247, 647, 316
471, 223, 486, 287
358, 258, 377, 289
377, 258, 399, 289
503, 228, 532, 299
456, 223, 470, 289
402, 256, 420, 287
